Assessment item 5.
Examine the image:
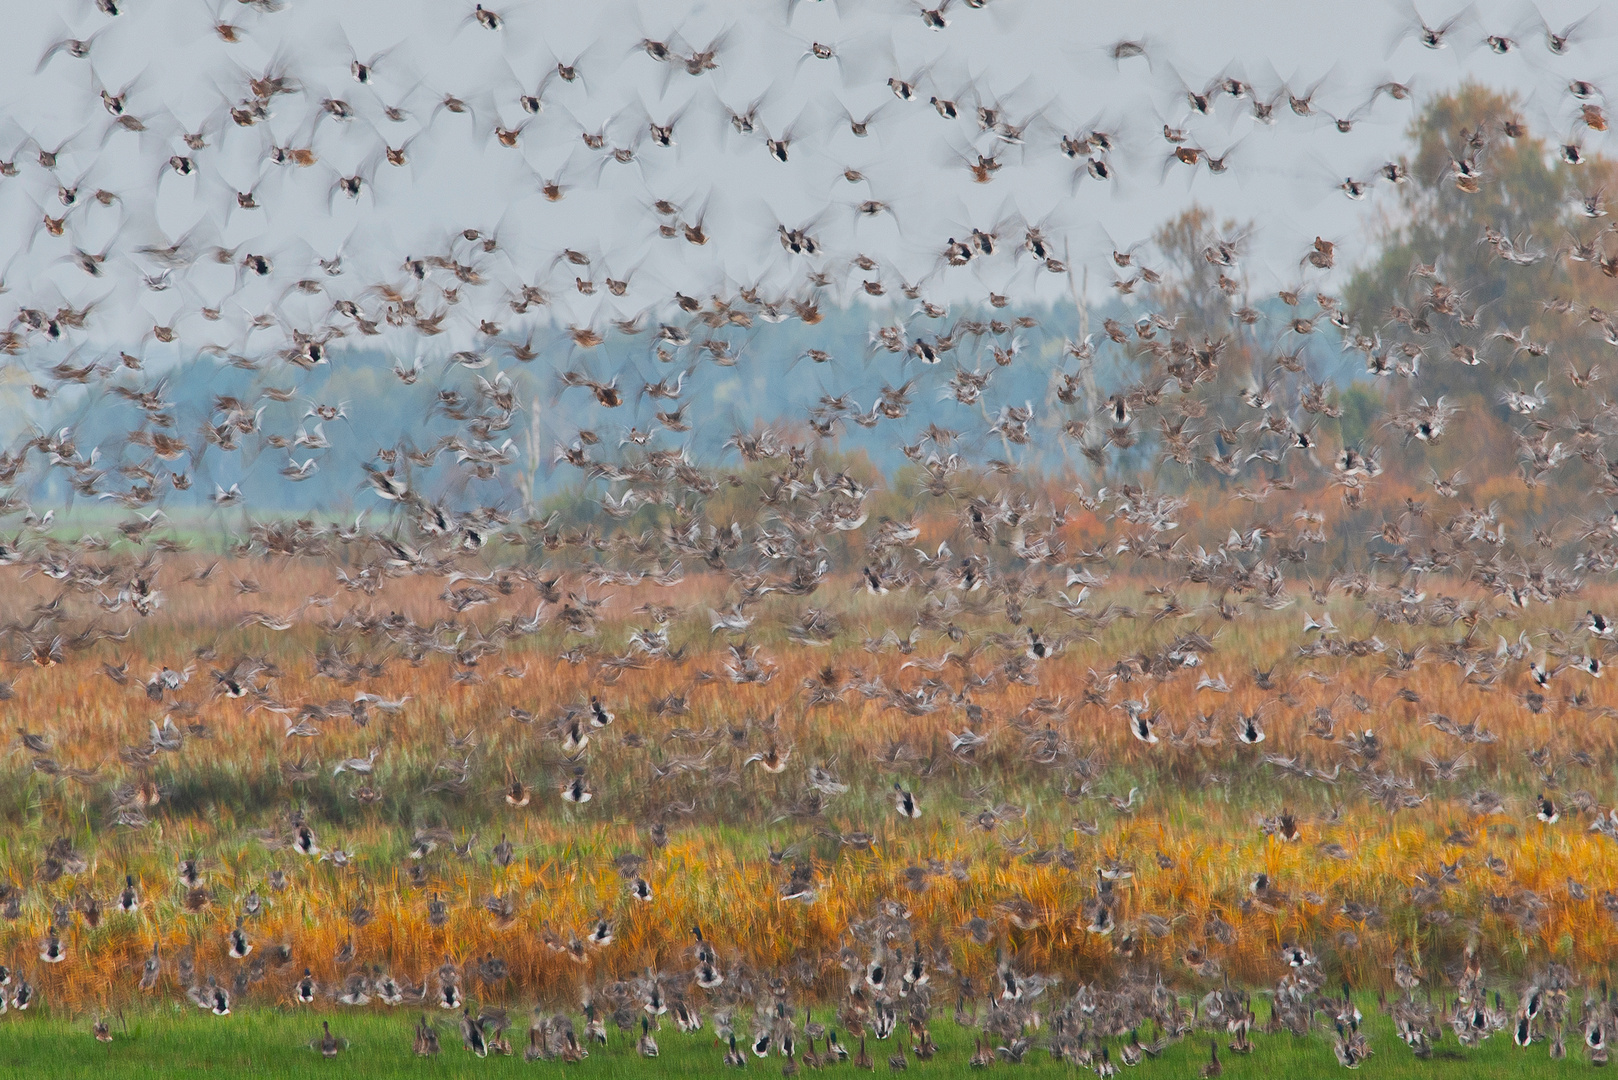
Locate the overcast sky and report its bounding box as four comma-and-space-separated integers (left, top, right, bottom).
0, 0, 1606, 367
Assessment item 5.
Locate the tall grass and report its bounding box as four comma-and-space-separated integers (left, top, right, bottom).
0, 559, 1614, 1013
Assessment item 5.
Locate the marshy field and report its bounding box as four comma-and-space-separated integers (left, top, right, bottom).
1, 544, 1617, 1078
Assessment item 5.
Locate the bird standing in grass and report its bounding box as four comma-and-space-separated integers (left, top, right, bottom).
461, 1009, 487, 1057
311, 1021, 346, 1057
638, 1016, 659, 1057
414, 1015, 440, 1056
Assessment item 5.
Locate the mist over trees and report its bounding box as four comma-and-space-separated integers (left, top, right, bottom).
7, 85, 1617, 564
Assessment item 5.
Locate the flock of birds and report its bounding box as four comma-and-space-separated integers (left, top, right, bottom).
7, 0, 1618, 1072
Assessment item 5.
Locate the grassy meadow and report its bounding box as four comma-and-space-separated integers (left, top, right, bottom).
0, 1004, 1601, 1078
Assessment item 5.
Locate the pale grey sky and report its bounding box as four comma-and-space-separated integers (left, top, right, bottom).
0, 0, 1605, 369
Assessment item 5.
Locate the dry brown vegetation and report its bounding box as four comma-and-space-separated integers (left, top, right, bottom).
2, 537, 1617, 1021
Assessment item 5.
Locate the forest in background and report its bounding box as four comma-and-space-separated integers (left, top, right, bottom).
5, 83, 1612, 568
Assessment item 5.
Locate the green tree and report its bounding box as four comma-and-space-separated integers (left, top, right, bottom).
1342, 83, 1618, 505
1345, 83, 1595, 405
1151, 204, 1251, 338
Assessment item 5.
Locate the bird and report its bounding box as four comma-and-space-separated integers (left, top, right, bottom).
460, 1009, 488, 1057
311, 1021, 347, 1057
40, 925, 66, 963
414, 1015, 441, 1056
227, 916, 251, 959
637, 1016, 659, 1057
